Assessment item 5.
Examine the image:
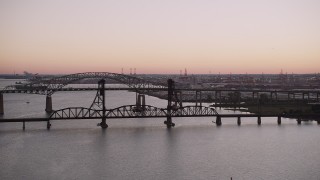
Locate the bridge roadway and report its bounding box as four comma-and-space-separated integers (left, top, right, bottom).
0, 112, 319, 130
2, 87, 320, 94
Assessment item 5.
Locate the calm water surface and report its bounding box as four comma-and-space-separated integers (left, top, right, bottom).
1, 79, 320, 180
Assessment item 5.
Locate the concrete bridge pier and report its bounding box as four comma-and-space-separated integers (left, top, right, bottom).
257, 116, 261, 125
277, 116, 281, 125
45, 96, 53, 113
237, 117, 241, 126
100, 117, 108, 129
297, 118, 301, 125
215, 91, 222, 104
0, 93, 3, 115
164, 116, 175, 128
216, 116, 222, 126
47, 120, 51, 130
195, 91, 202, 107
136, 94, 146, 110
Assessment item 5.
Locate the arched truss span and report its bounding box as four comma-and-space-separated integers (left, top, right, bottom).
3, 72, 167, 95
49, 107, 103, 119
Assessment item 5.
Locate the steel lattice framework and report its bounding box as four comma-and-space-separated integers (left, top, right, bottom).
106, 105, 167, 118
49, 107, 103, 119
2, 72, 167, 95
169, 106, 218, 117
49, 105, 218, 120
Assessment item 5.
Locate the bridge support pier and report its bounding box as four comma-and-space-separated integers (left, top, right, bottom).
0, 93, 3, 115
216, 116, 222, 126
237, 117, 241, 126
47, 121, 51, 130
297, 118, 301, 125
45, 96, 53, 113
100, 117, 108, 129
196, 91, 202, 107
136, 94, 146, 110
164, 116, 175, 128
277, 116, 281, 125
257, 116, 261, 125
23, 121, 25, 130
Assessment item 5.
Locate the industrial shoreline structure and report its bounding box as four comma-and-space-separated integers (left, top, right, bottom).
0, 72, 319, 130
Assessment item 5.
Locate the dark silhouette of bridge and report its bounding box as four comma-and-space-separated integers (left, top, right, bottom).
1, 72, 319, 129
2, 72, 167, 95
1, 72, 319, 111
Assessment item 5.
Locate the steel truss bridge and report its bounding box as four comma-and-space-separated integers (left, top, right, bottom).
1, 72, 320, 105
1, 72, 167, 96
1, 72, 319, 130
50, 105, 218, 120
0, 77, 220, 129
1, 78, 319, 130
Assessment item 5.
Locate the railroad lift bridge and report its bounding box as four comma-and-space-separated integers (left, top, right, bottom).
1, 72, 319, 129
49, 78, 218, 129
0, 72, 218, 129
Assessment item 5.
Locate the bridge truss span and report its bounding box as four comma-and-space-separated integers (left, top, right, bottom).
44, 72, 167, 95
170, 106, 218, 117
48, 105, 218, 120
106, 105, 167, 118
49, 107, 103, 120
2, 72, 167, 95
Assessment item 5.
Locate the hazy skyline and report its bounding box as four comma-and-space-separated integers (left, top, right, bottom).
1, 0, 320, 74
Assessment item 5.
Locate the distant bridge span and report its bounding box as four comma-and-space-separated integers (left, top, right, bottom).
2, 72, 167, 96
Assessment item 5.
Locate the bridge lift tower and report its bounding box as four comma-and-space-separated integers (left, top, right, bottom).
97, 79, 108, 129
164, 79, 176, 128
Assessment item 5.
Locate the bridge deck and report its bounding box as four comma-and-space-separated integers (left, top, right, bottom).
2, 87, 320, 94
0, 114, 318, 123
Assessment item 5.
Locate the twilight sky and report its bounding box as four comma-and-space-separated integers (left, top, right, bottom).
1, 0, 320, 74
